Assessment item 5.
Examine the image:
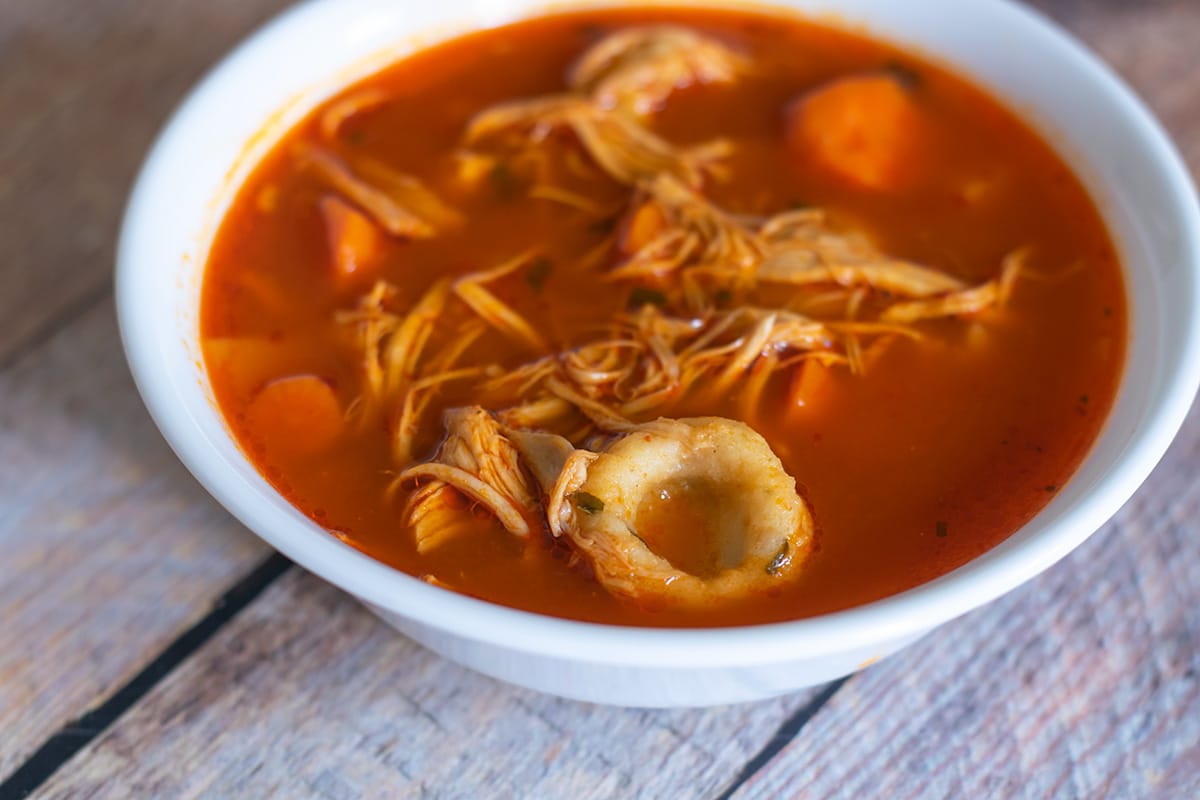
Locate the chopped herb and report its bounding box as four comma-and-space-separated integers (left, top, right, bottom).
347, 129, 367, 146
1045, 484, 1058, 492
788, 199, 811, 211
1000, 438, 1009, 446
1080, 394, 1089, 405
714, 289, 734, 307
627, 287, 668, 308
590, 216, 618, 235
884, 60, 922, 89
935, 520, 949, 538
488, 162, 519, 201
572, 491, 605, 515
765, 541, 790, 575
525, 258, 553, 293
1103, 306, 1113, 318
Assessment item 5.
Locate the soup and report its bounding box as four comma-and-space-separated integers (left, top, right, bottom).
201, 7, 1126, 626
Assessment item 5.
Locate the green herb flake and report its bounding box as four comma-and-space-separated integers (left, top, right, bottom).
787, 199, 811, 211
935, 520, 949, 538
347, 129, 367, 146
765, 541, 790, 575
884, 60, 922, 89
627, 287, 667, 309
714, 289, 734, 307
590, 216, 618, 235
488, 162, 519, 201
1080, 394, 1089, 405
1045, 484, 1058, 493
572, 491, 605, 515
525, 258, 553, 293
619, 520, 650, 548
578, 23, 606, 40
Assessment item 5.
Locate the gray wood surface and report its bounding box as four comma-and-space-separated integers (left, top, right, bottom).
34, 569, 827, 800
1025, 0, 1200, 172
0, 0, 288, 364
0, 0, 285, 777
1, 0, 1197, 797
0, 301, 267, 777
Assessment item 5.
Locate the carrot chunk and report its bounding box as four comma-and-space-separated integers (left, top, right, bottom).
785, 74, 925, 191
787, 359, 834, 413
619, 200, 668, 255
246, 375, 344, 456
320, 195, 385, 283
206, 338, 295, 400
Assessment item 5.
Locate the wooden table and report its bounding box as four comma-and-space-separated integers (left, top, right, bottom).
2, 1, 1198, 797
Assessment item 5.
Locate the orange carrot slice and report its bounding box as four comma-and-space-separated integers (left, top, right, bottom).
785, 74, 925, 191
320, 195, 385, 283
205, 338, 299, 400
786, 359, 834, 413
619, 200, 667, 255
246, 374, 344, 456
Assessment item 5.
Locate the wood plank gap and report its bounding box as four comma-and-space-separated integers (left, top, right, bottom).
712, 675, 851, 800
0, 552, 293, 799
0, 281, 112, 373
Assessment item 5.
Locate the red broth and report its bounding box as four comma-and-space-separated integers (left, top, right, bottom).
201, 7, 1125, 626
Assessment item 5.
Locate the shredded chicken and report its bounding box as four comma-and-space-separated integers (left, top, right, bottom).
453, 251, 552, 353
609, 174, 766, 309
569, 25, 748, 115
319, 88, 389, 141
465, 94, 729, 189
298, 145, 461, 238
336, 280, 401, 421
606, 180, 1023, 323
398, 406, 541, 551
461, 28, 745, 194
337, 279, 484, 463
758, 209, 967, 297
880, 248, 1027, 322
479, 304, 862, 445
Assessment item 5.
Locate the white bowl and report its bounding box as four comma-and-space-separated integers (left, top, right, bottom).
117, 0, 1200, 707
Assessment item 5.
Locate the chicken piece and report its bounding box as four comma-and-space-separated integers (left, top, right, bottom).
453, 251, 550, 353
880, 248, 1026, 322
465, 95, 728, 189
609, 174, 765, 289
399, 406, 541, 550
319, 87, 389, 141
299, 145, 461, 238
757, 208, 966, 297
569, 25, 748, 115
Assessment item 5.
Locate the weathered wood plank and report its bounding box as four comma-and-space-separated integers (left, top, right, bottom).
0, 299, 268, 778
33, 568, 826, 799
731, 404, 1200, 799
0, 0, 288, 363
1026, 0, 1200, 171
